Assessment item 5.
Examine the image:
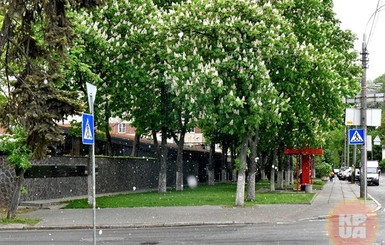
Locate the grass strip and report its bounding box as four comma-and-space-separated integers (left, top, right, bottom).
65, 181, 321, 209
0, 217, 41, 225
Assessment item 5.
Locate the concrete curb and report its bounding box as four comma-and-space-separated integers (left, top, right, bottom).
0, 220, 281, 231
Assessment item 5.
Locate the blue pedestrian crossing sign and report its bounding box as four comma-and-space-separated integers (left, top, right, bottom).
349, 129, 364, 145
82, 113, 94, 145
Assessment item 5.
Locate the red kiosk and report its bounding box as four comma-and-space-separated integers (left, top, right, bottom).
284, 148, 323, 192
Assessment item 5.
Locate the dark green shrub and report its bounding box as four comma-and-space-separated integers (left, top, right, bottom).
380, 159, 385, 172
315, 161, 332, 178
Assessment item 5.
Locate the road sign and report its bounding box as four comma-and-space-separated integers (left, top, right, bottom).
345, 108, 382, 126
374, 136, 381, 145
86, 83, 97, 111
82, 113, 94, 145
344, 93, 385, 104
349, 129, 364, 145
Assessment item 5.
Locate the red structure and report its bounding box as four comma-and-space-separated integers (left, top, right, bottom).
284, 148, 323, 191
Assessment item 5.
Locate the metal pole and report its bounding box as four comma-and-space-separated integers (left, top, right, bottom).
90, 94, 96, 245
347, 126, 350, 168
352, 145, 357, 184
344, 127, 347, 167
360, 35, 368, 201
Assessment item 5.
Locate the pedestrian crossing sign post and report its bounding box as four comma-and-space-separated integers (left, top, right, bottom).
82, 113, 94, 145
349, 129, 365, 145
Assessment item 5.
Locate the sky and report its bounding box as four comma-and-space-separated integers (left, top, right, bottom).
333, 0, 385, 81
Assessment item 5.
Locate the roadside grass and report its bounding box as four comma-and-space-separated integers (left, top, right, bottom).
0, 216, 40, 225
0, 209, 41, 225
65, 179, 325, 209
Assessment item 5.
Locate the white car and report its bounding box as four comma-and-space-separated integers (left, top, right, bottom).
355, 168, 360, 181
341, 168, 352, 181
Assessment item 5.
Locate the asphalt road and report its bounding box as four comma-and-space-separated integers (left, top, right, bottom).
0, 221, 331, 245
2, 177, 385, 244
367, 174, 385, 245
367, 174, 385, 208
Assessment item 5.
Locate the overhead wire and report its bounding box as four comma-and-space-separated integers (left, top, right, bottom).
365, 0, 384, 48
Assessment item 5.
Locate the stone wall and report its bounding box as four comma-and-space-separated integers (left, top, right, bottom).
94, 157, 160, 194
0, 148, 221, 207
20, 156, 160, 202
0, 156, 15, 208
21, 157, 89, 202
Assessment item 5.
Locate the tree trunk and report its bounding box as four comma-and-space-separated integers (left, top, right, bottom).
152, 130, 160, 160
158, 128, 168, 193
229, 145, 236, 181
130, 132, 141, 157
0, 0, 21, 57
261, 155, 268, 180
175, 133, 185, 191
71, 138, 81, 156
235, 133, 249, 206
277, 170, 283, 189
270, 148, 277, 191
7, 168, 25, 219
291, 156, 296, 184
285, 157, 291, 188
270, 167, 275, 191
105, 121, 112, 156
277, 148, 284, 189
260, 169, 266, 180
103, 103, 113, 156
207, 142, 215, 185
220, 142, 228, 182
247, 133, 258, 201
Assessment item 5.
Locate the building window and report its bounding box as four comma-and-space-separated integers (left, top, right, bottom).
118, 123, 126, 133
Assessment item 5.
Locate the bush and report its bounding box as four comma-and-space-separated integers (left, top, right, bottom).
380, 159, 385, 172
315, 162, 332, 178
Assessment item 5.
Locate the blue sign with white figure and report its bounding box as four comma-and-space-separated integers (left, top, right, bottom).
82, 113, 94, 145
349, 129, 364, 145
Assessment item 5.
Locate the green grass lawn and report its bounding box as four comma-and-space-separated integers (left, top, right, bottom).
65, 180, 324, 209
0, 216, 40, 225
0, 209, 41, 226
0, 179, 325, 225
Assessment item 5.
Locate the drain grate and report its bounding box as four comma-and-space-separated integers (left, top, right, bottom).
140, 242, 159, 245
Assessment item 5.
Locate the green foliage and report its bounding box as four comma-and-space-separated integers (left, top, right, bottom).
262, 0, 362, 150
234, 157, 245, 171
323, 127, 345, 167
20, 186, 28, 195
71, 0, 167, 145
373, 73, 385, 93
315, 161, 332, 178
0, 2, 84, 160
380, 159, 385, 172
0, 127, 32, 170
68, 0, 361, 147
68, 120, 82, 138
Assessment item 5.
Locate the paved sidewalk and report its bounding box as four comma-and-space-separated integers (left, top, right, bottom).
0, 179, 381, 230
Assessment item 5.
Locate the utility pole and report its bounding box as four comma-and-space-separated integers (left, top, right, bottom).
360, 35, 368, 200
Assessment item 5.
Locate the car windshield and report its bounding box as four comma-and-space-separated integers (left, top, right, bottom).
367, 167, 378, 174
